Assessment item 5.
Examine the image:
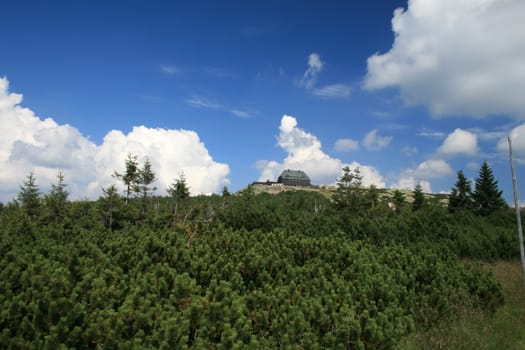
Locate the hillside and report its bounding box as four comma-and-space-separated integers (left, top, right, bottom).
249, 183, 450, 204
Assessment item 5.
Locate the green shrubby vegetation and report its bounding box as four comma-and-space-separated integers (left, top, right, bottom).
0, 159, 520, 349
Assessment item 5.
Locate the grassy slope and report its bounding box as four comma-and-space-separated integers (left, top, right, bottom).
399, 261, 525, 350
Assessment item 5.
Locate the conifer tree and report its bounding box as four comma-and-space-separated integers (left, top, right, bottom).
137, 157, 157, 216
100, 184, 121, 230
114, 153, 140, 204
334, 166, 363, 210
448, 170, 473, 211
473, 161, 506, 215
17, 172, 41, 221
168, 172, 190, 202
138, 157, 157, 199
167, 172, 191, 225
46, 171, 69, 220
392, 189, 406, 212
412, 183, 425, 211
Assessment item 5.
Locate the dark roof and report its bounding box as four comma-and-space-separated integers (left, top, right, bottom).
278, 169, 310, 181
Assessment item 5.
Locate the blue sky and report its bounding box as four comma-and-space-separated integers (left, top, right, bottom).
1, 0, 525, 203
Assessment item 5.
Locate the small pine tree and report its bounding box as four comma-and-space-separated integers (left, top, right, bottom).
168, 172, 190, 202
137, 157, 157, 216
46, 171, 69, 220
17, 172, 41, 221
412, 183, 425, 211
473, 161, 506, 215
392, 189, 406, 212
114, 154, 140, 204
138, 157, 157, 198
100, 184, 121, 230
334, 166, 363, 210
167, 172, 191, 225
448, 170, 473, 211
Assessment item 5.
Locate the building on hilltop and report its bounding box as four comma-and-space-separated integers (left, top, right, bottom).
277, 169, 311, 187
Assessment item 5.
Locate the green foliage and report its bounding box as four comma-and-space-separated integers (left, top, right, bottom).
333, 166, 364, 211
473, 161, 506, 216
412, 183, 426, 212
17, 172, 41, 221
114, 153, 140, 204
449, 170, 473, 211
0, 221, 504, 349
99, 185, 122, 230
392, 190, 406, 212
0, 163, 518, 349
168, 172, 190, 202
45, 171, 69, 221
138, 157, 157, 199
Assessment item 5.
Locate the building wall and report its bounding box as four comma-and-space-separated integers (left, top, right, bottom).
278, 177, 310, 187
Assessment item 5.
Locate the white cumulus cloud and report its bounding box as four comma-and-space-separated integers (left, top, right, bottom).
364, 0, 525, 118
257, 115, 385, 188
438, 128, 478, 156
334, 138, 359, 152
415, 159, 454, 179
0, 77, 230, 202
391, 159, 453, 192
362, 129, 393, 151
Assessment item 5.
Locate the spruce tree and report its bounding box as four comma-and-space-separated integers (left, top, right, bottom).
392, 189, 406, 212
100, 184, 121, 230
412, 183, 425, 211
448, 170, 473, 211
46, 171, 69, 220
138, 157, 157, 199
168, 172, 190, 202
473, 161, 506, 215
167, 172, 191, 225
114, 153, 140, 204
17, 172, 41, 221
334, 166, 363, 210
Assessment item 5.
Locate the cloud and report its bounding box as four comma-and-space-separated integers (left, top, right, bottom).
469, 128, 507, 141
401, 146, 418, 156
299, 53, 324, 89
362, 129, 393, 151
334, 138, 359, 152
186, 95, 222, 109
438, 128, 478, 156
257, 115, 385, 187
417, 128, 446, 139
230, 109, 253, 118
312, 84, 351, 98
0, 77, 229, 202
391, 159, 453, 192
415, 159, 454, 179
187, 95, 254, 118
497, 123, 525, 161
364, 0, 525, 118
297, 53, 351, 99
96, 127, 230, 197
160, 65, 182, 75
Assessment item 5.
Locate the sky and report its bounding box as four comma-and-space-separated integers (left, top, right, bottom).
2, 0, 525, 203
